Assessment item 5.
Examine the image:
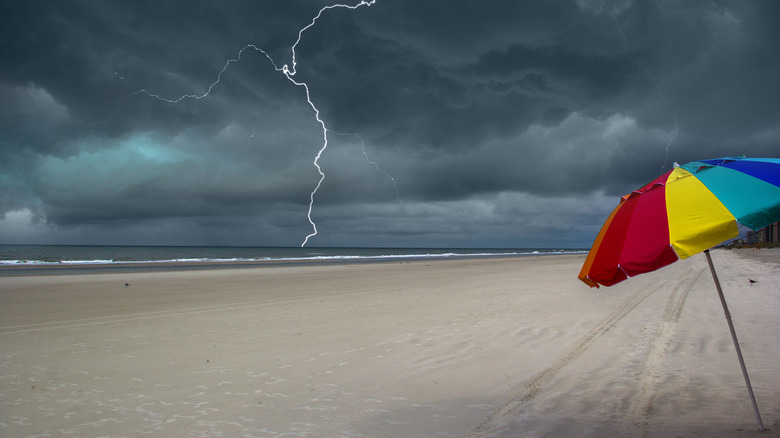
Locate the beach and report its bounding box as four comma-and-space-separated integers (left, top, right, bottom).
1, 250, 779, 437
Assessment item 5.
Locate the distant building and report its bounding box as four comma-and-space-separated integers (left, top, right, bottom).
745, 221, 779, 244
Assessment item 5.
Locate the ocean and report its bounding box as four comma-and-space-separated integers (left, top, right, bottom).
0, 244, 586, 267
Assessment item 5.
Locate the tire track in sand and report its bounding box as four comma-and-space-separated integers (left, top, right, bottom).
625, 266, 705, 437
466, 276, 675, 438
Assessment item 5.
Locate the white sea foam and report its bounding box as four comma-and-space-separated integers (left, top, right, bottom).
0, 246, 587, 267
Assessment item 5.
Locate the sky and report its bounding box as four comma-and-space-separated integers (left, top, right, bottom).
2, 0, 779, 248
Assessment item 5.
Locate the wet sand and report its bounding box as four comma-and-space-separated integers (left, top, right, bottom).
1, 251, 779, 437
731, 246, 780, 266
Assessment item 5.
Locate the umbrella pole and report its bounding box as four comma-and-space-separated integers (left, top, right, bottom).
704, 249, 764, 431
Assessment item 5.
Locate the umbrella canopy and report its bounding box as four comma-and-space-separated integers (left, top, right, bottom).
579, 156, 780, 288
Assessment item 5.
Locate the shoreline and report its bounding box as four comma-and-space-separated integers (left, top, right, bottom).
0, 251, 577, 277
3, 246, 773, 278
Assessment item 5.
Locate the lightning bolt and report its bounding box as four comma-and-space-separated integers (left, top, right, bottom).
610, 12, 679, 175
131, 1, 379, 246
133, 44, 279, 103
282, 1, 378, 246
332, 131, 403, 204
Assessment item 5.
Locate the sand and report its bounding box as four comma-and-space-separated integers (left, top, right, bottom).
1, 250, 778, 437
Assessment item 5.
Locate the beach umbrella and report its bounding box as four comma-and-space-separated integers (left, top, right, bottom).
578, 156, 780, 430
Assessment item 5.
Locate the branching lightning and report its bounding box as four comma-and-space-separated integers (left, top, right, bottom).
133, 44, 279, 103
610, 13, 679, 175
132, 1, 385, 246
332, 131, 403, 204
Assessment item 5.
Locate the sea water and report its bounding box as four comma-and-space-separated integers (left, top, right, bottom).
0, 244, 586, 266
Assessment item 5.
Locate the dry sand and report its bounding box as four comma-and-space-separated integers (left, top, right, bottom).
1, 250, 779, 437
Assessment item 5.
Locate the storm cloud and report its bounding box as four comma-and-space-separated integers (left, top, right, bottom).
2, 0, 779, 247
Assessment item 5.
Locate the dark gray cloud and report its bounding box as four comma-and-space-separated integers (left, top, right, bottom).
1, 0, 779, 247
